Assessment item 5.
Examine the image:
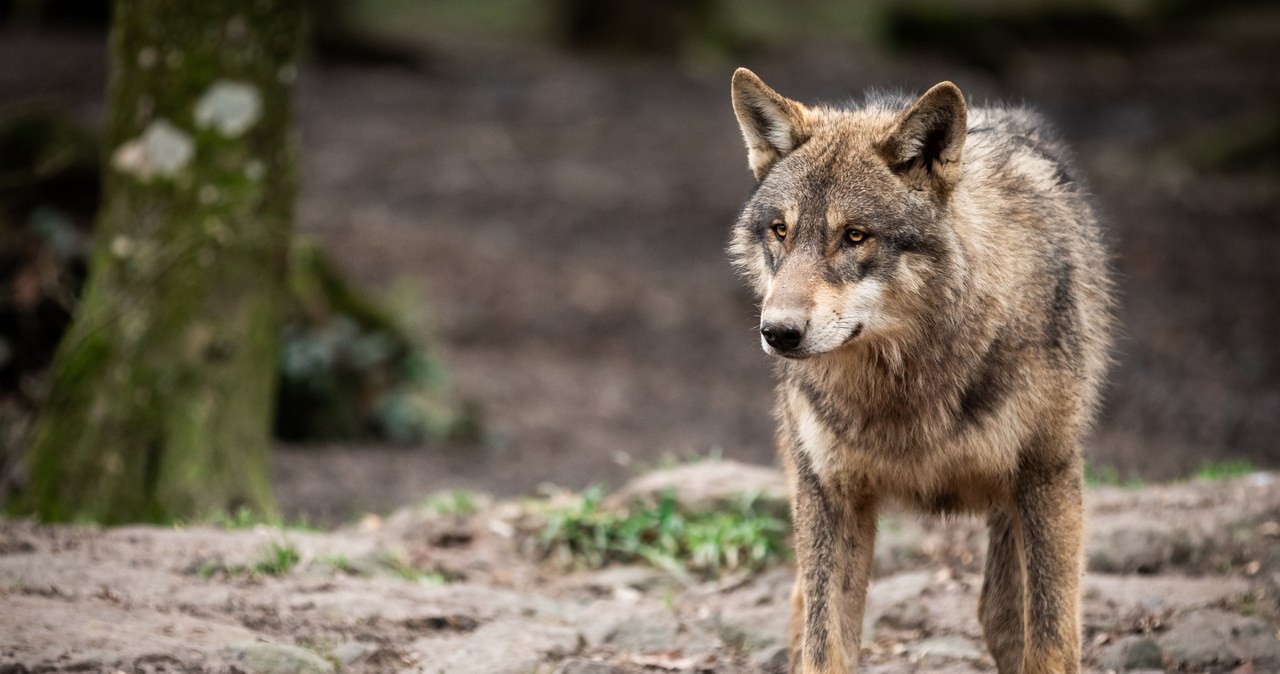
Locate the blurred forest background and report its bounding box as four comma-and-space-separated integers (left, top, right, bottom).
0, 0, 1277, 523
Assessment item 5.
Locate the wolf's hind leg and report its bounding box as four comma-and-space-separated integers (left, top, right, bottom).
980, 507, 1025, 674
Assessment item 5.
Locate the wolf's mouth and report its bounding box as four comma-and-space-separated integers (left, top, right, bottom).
840, 324, 865, 346
772, 323, 864, 360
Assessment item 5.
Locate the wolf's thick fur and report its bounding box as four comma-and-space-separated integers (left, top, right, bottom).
727, 69, 1113, 674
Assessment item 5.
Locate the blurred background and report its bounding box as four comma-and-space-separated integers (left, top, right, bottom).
1, 0, 1277, 523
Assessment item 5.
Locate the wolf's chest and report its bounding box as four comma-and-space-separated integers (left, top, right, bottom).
783, 378, 1020, 503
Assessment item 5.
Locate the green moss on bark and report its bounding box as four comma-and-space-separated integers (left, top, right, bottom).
15, 0, 305, 524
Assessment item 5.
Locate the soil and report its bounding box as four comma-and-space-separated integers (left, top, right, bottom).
2, 466, 1278, 673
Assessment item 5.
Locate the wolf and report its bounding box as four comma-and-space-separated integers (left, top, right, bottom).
727, 68, 1114, 674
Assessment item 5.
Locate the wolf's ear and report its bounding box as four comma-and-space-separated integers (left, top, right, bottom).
877, 81, 967, 191
732, 68, 810, 181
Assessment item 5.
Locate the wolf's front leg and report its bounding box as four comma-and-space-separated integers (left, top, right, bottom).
1015, 448, 1084, 674
789, 453, 876, 673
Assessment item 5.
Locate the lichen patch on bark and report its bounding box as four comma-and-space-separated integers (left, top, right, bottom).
111, 119, 194, 179
194, 81, 262, 138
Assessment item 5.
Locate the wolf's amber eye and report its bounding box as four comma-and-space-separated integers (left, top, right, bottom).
846, 229, 867, 245
771, 221, 788, 240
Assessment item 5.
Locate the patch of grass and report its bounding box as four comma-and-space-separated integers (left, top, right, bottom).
319, 553, 363, 576
182, 506, 325, 532
376, 551, 448, 584
1193, 459, 1256, 481
537, 486, 790, 578
190, 540, 301, 579
252, 540, 302, 576
1084, 462, 1145, 489
193, 558, 228, 579
421, 489, 479, 517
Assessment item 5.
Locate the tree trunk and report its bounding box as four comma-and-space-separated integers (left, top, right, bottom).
15, 0, 305, 523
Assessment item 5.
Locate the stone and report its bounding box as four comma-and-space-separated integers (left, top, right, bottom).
554, 660, 628, 674
1085, 574, 1252, 612
608, 460, 788, 516
905, 635, 983, 661
714, 605, 789, 651
329, 641, 377, 666
1097, 635, 1164, 671
1159, 609, 1280, 669
604, 608, 681, 653
1087, 517, 1197, 574
749, 645, 790, 674
220, 642, 335, 674
415, 620, 581, 674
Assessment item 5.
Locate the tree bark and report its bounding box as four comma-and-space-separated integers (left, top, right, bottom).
16, 0, 305, 523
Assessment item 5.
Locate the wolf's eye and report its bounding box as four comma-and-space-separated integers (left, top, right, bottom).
770, 221, 788, 240
845, 228, 867, 245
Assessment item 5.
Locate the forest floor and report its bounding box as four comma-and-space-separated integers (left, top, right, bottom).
3, 463, 1279, 673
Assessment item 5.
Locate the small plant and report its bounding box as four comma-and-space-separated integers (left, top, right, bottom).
537, 486, 790, 577
379, 551, 448, 584
319, 553, 363, 576
1192, 459, 1256, 481
201, 505, 265, 529
191, 507, 324, 532
252, 540, 301, 576
1084, 462, 1144, 489
421, 489, 479, 517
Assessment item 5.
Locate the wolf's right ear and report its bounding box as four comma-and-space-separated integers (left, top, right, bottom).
732, 68, 809, 181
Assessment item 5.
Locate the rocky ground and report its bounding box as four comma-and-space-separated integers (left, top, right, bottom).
3, 462, 1278, 673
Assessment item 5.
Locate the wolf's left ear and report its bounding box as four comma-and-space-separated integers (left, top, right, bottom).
732, 68, 810, 181
877, 81, 967, 191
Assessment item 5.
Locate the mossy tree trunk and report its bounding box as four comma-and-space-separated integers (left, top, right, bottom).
16, 0, 305, 524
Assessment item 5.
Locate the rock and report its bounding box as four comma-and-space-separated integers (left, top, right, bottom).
714, 605, 789, 651
604, 607, 681, 653
554, 660, 629, 674
555, 564, 675, 596
876, 599, 929, 631
220, 642, 335, 674
1159, 609, 1280, 669
1097, 635, 1163, 671
905, 635, 983, 662
608, 460, 788, 515
1085, 574, 1252, 612
750, 645, 790, 673
415, 620, 581, 674
1087, 516, 1197, 573
329, 641, 377, 666
872, 516, 930, 575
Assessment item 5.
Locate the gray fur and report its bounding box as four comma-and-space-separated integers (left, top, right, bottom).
728, 68, 1114, 674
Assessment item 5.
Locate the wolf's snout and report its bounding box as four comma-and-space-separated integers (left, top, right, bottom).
761, 322, 805, 352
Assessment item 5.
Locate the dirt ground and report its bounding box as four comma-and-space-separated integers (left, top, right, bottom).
3, 464, 1279, 673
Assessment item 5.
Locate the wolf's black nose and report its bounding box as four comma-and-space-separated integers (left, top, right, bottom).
761, 323, 805, 351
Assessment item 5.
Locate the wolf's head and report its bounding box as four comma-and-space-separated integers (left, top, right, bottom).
729, 68, 969, 360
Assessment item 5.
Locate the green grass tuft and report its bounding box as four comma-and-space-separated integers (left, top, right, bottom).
537, 486, 790, 577
252, 540, 302, 576
1084, 462, 1145, 489
421, 489, 479, 516
1193, 459, 1256, 481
